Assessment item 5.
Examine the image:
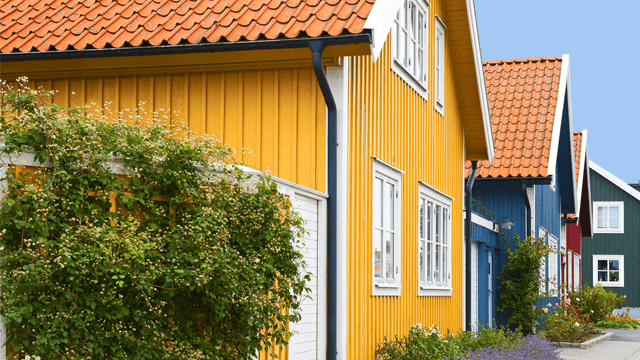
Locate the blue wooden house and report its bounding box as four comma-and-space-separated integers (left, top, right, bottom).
465, 56, 578, 328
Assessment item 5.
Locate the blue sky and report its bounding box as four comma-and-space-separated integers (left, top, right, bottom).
475, 0, 640, 184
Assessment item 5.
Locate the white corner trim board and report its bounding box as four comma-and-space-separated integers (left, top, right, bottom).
465, 0, 494, 162
590, 161, 640, 203
363, 0, 402, 62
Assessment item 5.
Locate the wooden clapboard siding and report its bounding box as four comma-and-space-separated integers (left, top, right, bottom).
4, 61, 326, 193
347, 1, 467, 356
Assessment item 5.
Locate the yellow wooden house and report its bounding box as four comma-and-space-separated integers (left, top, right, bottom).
0, 0, 494, 358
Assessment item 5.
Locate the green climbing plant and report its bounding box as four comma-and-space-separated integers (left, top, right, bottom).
0, 78, 309, 359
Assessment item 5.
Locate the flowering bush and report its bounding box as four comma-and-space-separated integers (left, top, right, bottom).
375, 325, 462, 360
455, 335, 560, 360
568, 285, 626, 323
0, 79, 309, 359
376, 324, 552, 360
542, 297, 596, 343
596, 309, 640, 329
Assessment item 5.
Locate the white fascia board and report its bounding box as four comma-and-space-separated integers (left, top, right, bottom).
575, 129, 589, 219
465, 0, 494, 162
363, 0, 402, 62
590, 161, 640, 203
547, 54, 577, 212
584, 143, 594, 238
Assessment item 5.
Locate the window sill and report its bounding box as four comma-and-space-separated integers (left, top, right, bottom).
375, 282, 400, 289
435, 102, 444, 116
418, 286, 452, 297
594, 229, 624, 234
391, 60, 429, 101
596, 282, 624, 288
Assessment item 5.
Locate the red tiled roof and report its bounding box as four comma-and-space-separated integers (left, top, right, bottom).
465, 57, 563, 178
573, 131, 582, 186
0, 0, 374, 54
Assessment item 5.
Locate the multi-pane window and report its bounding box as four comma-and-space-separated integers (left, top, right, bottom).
548, 234, 558, 295
593, 255, 624, 287
372, 159, 402, 296
392, 0, 428, 95
538, 228, 547, 294
593, 202, 624, 234
418, 183, 452, 296
434, 17, 445, 114
573, 254, 581, 290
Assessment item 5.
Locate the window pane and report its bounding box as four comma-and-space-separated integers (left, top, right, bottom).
598, 271, 608, 282
387, 182, 395, 230
610, 217, 620, 229
610, 260, 619, 271
427, 243, 432, 282
610, 271, 620, 282
598, 217, 605, 229
419, 240, 425, 282
610, 206, 620, 219
443, 208, 448, 245
374, 178, 383, 228
443, 246, 448, 284
385, 232, 394, 279
374, 229, 382, 278
419, 198, 425, 239
435, 244, 440, 282
435, 205, 441, 244
598, 260, 608, 270
427, 202, 433, 241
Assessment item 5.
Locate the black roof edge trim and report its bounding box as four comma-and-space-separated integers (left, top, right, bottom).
0, 33, 372, 62
471, 176, 553, 185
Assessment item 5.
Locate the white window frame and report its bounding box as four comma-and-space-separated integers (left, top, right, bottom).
548, 234, 559, 296
391, 0, 429, 99
573, 253, 581, 291
434, 16, 446, 115
372, 158, 403, 296
538, 227, 547, 294
593, 201, 624, 234
593, 254, 624, 287
418, 182, 453, 296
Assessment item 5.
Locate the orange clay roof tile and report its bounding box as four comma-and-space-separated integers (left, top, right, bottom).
466, 57, 563, 179
573, 131, 582, 187
0, 0, 375, 53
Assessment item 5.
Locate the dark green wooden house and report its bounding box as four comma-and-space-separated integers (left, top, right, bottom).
582, 162, 640, 307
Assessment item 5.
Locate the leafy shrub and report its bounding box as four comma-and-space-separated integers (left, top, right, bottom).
453, 324, 520, 353
568, 285, 626, 323
377, 324, 524, 360
498, 235, 552, 333
0, 79, 309, 359
542, 298, 596, 343
454, 335, 560, 360
376, 325, 462, 360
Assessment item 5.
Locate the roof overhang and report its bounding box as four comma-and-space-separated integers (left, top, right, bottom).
365, 0, 494, 162
590, 161, 640, 203
576, 130, 593, 237
547, 54, 577, 214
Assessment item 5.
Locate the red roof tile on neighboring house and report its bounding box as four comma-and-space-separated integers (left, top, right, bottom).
573, 131, 582, 186
465, 57, 563, 178
0, 0, 374, 54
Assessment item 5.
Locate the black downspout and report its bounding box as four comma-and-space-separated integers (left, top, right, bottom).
309, 41, 339, 360
521, 181, 531, 237
465, 161, 478, 332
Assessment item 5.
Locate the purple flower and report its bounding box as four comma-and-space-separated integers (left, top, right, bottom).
450, 335, 561, 360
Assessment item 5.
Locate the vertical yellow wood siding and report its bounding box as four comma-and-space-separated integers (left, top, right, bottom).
23, 68, 326, 193
347, 5, 465, 359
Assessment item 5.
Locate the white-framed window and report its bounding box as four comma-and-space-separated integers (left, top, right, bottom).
548, 234, 559, 295
538, 227, 547, 294
392, 0, 429, 98
593, 201, 624, 234
573, 253, 581, 291
593, 254, 624, 287
418, 182, 452, 296
434, 16, 445, 115
372, 158, 402, 296
568, 250, 573, 291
